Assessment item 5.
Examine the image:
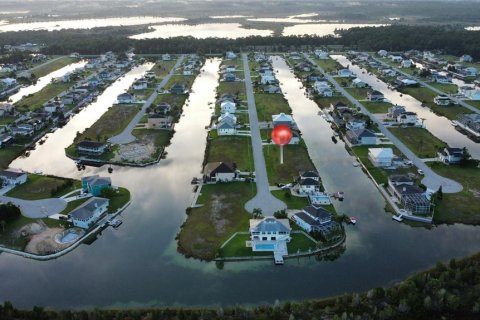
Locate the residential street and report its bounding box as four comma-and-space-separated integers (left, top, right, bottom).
109, 55, 185, 144
0, 195, 67, 218
242, 54, 287, 215
305, 53, 463, 193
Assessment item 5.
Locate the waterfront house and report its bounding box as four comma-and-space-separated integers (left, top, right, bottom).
155, 102, 172, 115
393, 185, 431, 215
218, 94, 236, 104
352, 78, 367, 88
221, 100, 236, 114
133, 79, 148, 90
397, 112, 418, 125
400, 60, 412, 68
117, 93, 136, 104
147, 114, 173, 129
460, 54, 473, 63
313, 81, 333, 97
259, 68, 274, 76
263, 85, 281, 94
433, 74, 452, 84
437, 147, 464, 164
368, 148, 394, 167
345, 128, 377, 146
217, 121, 236, 136
0, 102, 14, 116
162, 54, 172, 61
76, 141, 107, 155
223, 73, 236, 82
315, 49, 329, 59
367, 90, 385, 101
11, 124, 34, 136
457, 114, 480, 136
379, 68, 397, 77
69, 197, 110, 229
254, 52, 267, 62
249, 217, 291, 252
377, 50, 388, 57
0, 133, 13, 148
82, 175, 112, 196
144, 71, 156, 80
272, 113, 295, 128
388, 105, 406, 119
337, 69, 354, 78
434, 95, 451, 106
260, 74, 277, 85
170, 83, 187, 94
297, 177, 321, 195
331, 101, 349, 112
225, 51, 237, 60
218, 112, 237, 125
43, 100, 65, 113
346, 117, 366, 131
0, 168, 27, 185
203, 162, 236, 183
387, 175, 414, 192
306, 73, 323, 82
289, 130, 300, 145
292, 205, 333, 234
400, 78, 418, 87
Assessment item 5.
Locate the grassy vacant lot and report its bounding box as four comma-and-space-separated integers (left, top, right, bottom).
132, 129, 171, 150
314, 95, 352, 109
166, 75, 195, 89
153, 59, 177, 78
74, 105, 140, 143
363, 101, 392, 113
0, 146, 24, 170
401, 87, 469, 120
263, 142, 315, 184
206, 136, 254, 172
314, 58, 341, 73
15, 82, 72, 112
31, 56, 76, 78
217, 81, 246, 100
0, 116, 16, 125
428, 82, 458, 94
221, 58, 243, 69
467, 100, 480, 111
255, 93, 291, 122
177, 182, 256, 260
108, 187, 131, 213
271, 189, 309, 209
389, 127, 447, 158
429, 162, 480, 224
6, 174, 80, 200
345, 87, 369, 100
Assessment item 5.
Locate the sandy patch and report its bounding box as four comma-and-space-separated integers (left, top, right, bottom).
24, 227, 72, 255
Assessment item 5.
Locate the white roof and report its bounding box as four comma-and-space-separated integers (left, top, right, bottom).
272, 113, 293, 123
369, 148, 393, 159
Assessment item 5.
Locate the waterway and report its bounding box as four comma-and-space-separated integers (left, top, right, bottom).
1, 57, 480, 310
283, 23, 387, 37
332, 55, 480, 159
8, 61, 87, 104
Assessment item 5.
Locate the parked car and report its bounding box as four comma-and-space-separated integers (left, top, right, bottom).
417, 169, 424, 175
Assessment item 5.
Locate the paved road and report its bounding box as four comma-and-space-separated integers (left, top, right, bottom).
372, 56, 479, 114
242, 54, 287, 215
0, 195, 67, 218
306, 53, 463, 193
109, 55, 185, 144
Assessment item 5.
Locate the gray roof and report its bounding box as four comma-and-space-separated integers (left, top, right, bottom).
69, 197, 109, 221
0, 169, 26, 179
389, 175, 413, 183
82, 175, 111, 188
250, 217, 291, 233
218, 121, 235, 129
299, 178, 320, 186
348, 128, 376, 139
394, 184, 425, 195
294, 211, 320, 226
301, 171, 319, 178
303, 205, 332, 220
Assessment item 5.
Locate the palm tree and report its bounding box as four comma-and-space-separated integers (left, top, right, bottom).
252, 208, 263, 218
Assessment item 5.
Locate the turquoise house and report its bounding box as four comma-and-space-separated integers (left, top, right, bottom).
82, 175, 112, 196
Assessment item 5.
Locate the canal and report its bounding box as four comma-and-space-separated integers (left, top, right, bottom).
1, 57, 480, 310
332, 55, 480, 159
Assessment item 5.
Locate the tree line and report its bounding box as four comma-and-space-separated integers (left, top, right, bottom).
0, 25, 479, 58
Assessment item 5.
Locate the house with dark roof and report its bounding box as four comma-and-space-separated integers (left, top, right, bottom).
69, 197, 109, 229
0, 168, 27, 185
292, 205, 334, 234
387, 175, 414, 194
0, 133, 13, 148
82, 175, 112, 196
437, 147, 464, 164
76, 141, 107, 154
203, 162, 236, 183
170, 83, 187, 94
393, 184, 431, 215
345, 128, 377, 145
296, 171, 321, 195
155, 103, 171, 115
223, 73, 236, 82
367, 90, 385, 101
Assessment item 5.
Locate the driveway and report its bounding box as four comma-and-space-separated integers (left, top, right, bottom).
242, 54, 286, 215
0, 195, 67, 218
305, 53, 463, 193
109, 55, 185, 144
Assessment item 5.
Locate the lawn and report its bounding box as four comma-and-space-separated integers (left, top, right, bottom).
31, 56, 76, 78
401, 87, 470, 120
363, 101, 392, 113
166, 75, 195, 89
429, 162, 480, 224
217, 81, 246, 100
389, 127, 447, 158
263, 142, 315, 184
73, 105, 140, 143
254, 93, 291, 122
271, 189, 309, 209
206, 136, 254, 172
152, 93, 187, 119
313, 96, 352, 109
0, 146, 25, 170
6, 174, 80, 200
314, 58, 341, 73
0, 116, 16, 125
152, 59, 177, 78
351, 145, 390, 185
220, 58, 243, 70
107, 187, 131, 213
467, 100, 480, 111
428, 82, 458, 94
345, 87, 369, 100
177, 182, 257, 260
14, 82, 72, 112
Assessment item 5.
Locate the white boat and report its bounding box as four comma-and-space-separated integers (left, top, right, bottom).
392, 215, 403, 222
352, 162, 360, 167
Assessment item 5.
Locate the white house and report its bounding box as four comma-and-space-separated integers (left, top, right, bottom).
132, 79, 148, 90
272, 113, 295, 127
292, 205, 333, 233
217, 121, 236, 136
76, 141, 107, 154
377, 50, 388, 57
433, 74, 452, 84
434, 95, 451, 106
464, 89, 480, 100
389, 55, 403, 63
397, 112, 418, 125
43, 100, 64, 113
401, 78, 418, 86
162, 54, 172, 61
460, 54, 473, 63
117, 93, 136, 104
221, 100, 236, 114
346, 118, 366, 131
260, 74, 276, 84
313, 81, 333, 97
315, 50, 329, 59
249, 217, 291, 250
225, 51, 237, 59
203, 162, 236, 182
352, 78, 367, 88
401, 59, 412, 68
437, 147, 464, 164
69, 197, 109, 229
368, 148, 394, 167
0, 169, 27, 185
297, 171, 321, 195
218, 112, 237, 125
337, 69, 354, 77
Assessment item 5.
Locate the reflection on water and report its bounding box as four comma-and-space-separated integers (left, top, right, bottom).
2, 58, 480, 310
332, 55, 480, 159
0, 17, 186, 32
283, 23, 388, 36
130, 23, 273, 39
247, 13, 325, 24
9, 61, 87, 104
466, 26, 480, 31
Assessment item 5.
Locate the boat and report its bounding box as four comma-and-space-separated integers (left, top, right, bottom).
109, 219, 123, 228
392, 215, 404, 222
348, 217, 357, 224
331, 136, 337, 143
333, 191, 344, 200
451, 120, 458, 127
108, 166, 113, 174
352, 162, 360, 167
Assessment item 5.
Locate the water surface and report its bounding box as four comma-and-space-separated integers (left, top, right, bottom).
283, 23, 387, 36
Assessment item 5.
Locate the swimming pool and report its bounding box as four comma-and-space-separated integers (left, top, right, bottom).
254, 243, 275, 251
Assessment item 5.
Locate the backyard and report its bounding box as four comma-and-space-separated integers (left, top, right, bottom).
389, 127, 447, 158
254, 93, 291, 122
206, 136, 254, 172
